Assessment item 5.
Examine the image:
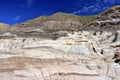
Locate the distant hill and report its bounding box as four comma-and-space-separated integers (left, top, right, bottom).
10, 12, 96, 39
13, 12, 96, 31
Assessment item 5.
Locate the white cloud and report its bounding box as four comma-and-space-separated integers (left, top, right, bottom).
26, 0, 35, 8
104, 0, 116, 3
73, 3, 109, 15
73, 0, 120, 15
73, 5, 98, 14
13, 15, 21, 21
20, 0, 35, 8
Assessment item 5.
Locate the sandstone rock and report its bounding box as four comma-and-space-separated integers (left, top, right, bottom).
110, 41, 120, 48
102, 48, 116, 56
86, 61, 98, 70
69, 45, 90, 56
0, 30, 120, 80
0, 6, 120, 79
54, 31, 68, 37
25, 28, 45, 33
0, 32, 17, 38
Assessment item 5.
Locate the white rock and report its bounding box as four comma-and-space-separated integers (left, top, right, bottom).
69, 45, 90, 56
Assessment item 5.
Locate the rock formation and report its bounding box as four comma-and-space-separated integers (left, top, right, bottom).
87, 5, 120, 31
0, 5, 120, 80
0, 30, 119, 80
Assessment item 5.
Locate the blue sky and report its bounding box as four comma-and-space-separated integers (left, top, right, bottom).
0, 0, 120, 24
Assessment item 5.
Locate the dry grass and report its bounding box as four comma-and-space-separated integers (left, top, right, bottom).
0, 23, 9, 31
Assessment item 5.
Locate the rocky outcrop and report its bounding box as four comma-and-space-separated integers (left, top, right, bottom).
87, 5, 120, 31
100, 6, 120, 20
0, 30, 119, 55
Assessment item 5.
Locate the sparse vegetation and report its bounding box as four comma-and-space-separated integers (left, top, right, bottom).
80, 16, 97, 26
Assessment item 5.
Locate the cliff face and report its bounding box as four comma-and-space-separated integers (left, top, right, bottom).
0, 30, 120, 80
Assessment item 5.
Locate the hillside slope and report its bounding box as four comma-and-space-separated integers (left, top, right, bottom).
10, 12, 96, 38
13, 12, 96, 31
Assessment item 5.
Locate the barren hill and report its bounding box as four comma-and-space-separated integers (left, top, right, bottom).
13, 12, 96, 31
9, 12, 96, 39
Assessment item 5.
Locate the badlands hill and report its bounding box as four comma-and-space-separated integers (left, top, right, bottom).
0, 5, 120, 38
11, 5, 120, 35
13, 5, 120, 31
13, 12, 96, 31
9, 12, 96, 39
0, 6, 120, 80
